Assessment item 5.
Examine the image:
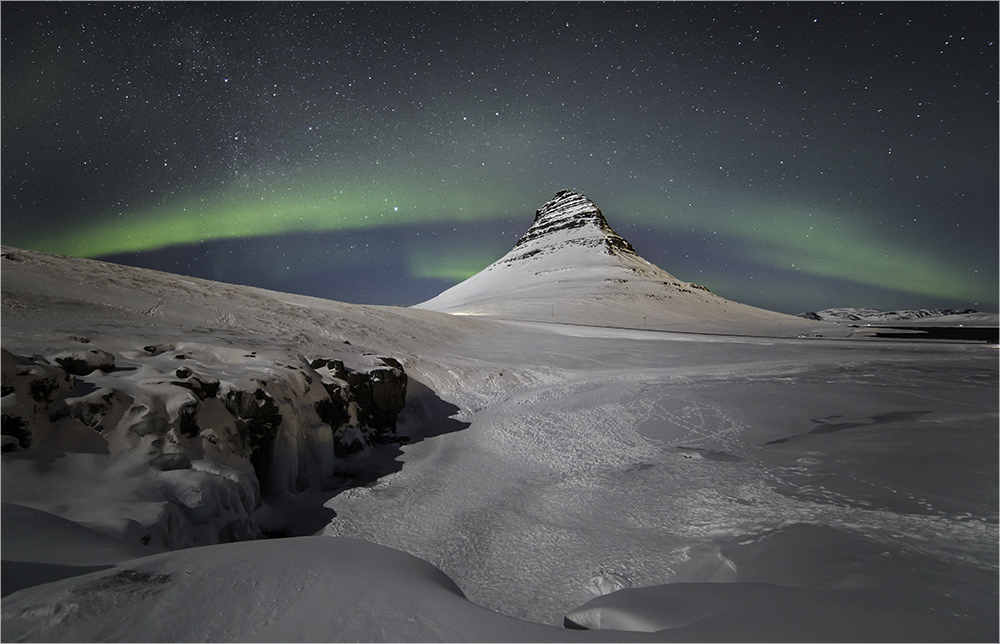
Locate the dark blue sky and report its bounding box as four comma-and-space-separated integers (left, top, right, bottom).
3, 2, 997, 313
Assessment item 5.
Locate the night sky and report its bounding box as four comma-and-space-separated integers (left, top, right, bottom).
3, 2, 997, 314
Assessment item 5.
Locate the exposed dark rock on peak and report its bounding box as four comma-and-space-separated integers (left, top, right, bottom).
511, 189, 636, 259
525, 189, 608, 232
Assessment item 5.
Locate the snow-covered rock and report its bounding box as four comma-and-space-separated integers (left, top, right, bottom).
0, 248, 421, 550
53, 348, 116, 375
0, 343, 410, 549
417, 190, 837, 337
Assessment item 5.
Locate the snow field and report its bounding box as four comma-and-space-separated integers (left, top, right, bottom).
2, 246, 997, 640
324, 329, 997, 628
1, 536, 605, 642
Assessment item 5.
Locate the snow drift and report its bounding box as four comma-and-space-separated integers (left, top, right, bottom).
3, 536, 588, 643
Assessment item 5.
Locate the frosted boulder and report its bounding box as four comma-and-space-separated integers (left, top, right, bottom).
54, 349, 115, 375
149, 453, 192, 471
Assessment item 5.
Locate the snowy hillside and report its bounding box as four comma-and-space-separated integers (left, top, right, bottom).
800, 307, 998, 326
417, 190, 837, 337
2, 246, 997, 641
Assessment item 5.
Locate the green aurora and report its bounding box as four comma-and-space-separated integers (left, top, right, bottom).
13, 174, 993, 308
3, 3, 995, 313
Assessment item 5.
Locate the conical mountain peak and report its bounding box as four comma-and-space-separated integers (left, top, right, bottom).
510, 190, 636, 260
416, 189, 823, 337
528, 189, 606, 232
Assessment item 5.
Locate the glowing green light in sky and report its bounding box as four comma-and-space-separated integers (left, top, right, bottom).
628, 194, 990, 304
12, 171, 992, 307
17, 173, 519, 259
407, 240, 504, 281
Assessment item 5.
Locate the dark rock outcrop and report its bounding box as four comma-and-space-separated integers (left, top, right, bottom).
1, 342, 411, 548
799, 307, 979, 323
2, 349, 77, 447
149, 452, 193, 471
223, 388, 282, 467
172, 375, 220, 400
1, 414, 31, 450
367, 357, 407, 429
54, 349, 115, 375
308, 355, 408, 456
66, 390, 132, 434
510, 189, 637, 260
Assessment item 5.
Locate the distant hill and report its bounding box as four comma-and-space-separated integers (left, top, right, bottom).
798, 307, 998, 327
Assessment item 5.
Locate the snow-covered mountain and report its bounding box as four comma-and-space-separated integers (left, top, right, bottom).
799, 307, 998, 326
417, 190, 835, 337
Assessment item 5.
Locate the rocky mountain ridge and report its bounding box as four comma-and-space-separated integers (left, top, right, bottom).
506, 189, 638, 261
798, 307, 978, 323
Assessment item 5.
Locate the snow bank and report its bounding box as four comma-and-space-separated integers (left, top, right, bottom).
0, 536, 603, 642
564, 581, 987, 641
1, 502, 153, 596
5, 533, 990, 642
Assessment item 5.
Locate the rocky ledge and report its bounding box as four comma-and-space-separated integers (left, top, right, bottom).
1, 343, 407, 549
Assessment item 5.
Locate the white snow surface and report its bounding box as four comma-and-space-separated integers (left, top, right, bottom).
2, 536, 593, 642
2, 245, 998, 641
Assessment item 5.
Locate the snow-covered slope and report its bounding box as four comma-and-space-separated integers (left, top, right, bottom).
417, 190, 836, 337
1, 536, 590, 643
5, 535, 984, 642
0, 246, 501, 554
800, 307, 999, 327
2, 246, 997, 641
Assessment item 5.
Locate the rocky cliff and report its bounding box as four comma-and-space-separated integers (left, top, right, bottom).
1, 342, 406, 549
506, 189, 637, 261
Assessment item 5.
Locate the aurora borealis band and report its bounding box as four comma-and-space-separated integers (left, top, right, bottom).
3, 3, 997, 313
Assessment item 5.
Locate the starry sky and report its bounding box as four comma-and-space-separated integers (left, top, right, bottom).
3, 2, 997, 314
